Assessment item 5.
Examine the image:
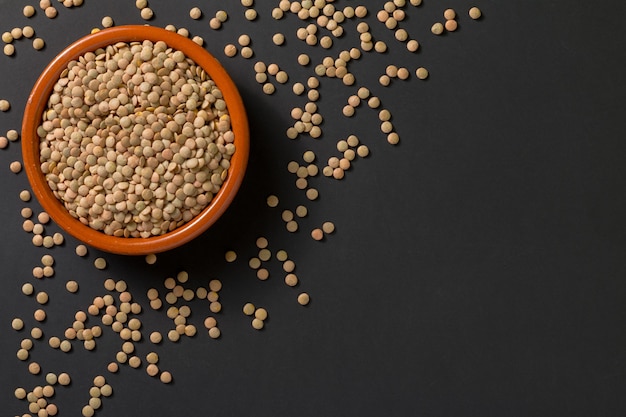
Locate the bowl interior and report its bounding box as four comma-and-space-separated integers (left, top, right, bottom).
21, 26, 249, 255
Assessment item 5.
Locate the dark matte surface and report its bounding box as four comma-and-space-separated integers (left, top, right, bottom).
2, 0, 626, 416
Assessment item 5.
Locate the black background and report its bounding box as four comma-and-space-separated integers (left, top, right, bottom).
1, 0, 626, 416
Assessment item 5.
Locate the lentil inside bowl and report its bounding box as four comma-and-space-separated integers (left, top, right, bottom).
22, 26, 249, 255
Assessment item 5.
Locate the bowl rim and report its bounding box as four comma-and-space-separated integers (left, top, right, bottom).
21, 25, 249, 255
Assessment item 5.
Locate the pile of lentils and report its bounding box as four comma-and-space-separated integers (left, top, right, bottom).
38, 40, 235, 237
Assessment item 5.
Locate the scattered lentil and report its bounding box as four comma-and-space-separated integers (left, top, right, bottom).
469, 6, 482, 19
44, 6, 57, 18
12, 317, 24, 330
101, 16, 114, 28
94, 258, 107, 270
445, 19, 458, 32
208, 326, 220, 339
140, 7, 153, 20
189, 7, 202, 19
75, 245, 88, 257
251, 318, 264, 330
431, 22, 444, 35
407, 39, 419, 52
298, 292, 310, 305
273, 33, 285, 45
29, 362, 41, 374
10, 160, 22, 173
416, 67, 429, 80
24, 5, 36, 17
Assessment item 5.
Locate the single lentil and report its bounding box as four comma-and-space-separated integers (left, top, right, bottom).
273, 33, 285, 45
75, 245, 88, 256
10, 161, 22, 173
208, 327, 220, 339
24, 5, 36, 16
407, 39, 419, 52
445, 19, 458, 32
469, 6, 482, 19
94, 258, 106, 270
190, 7, 202, 19
140, 7, 153, 19
101, 16, 114, 28
431, 22, 444, 35
298, 292, 310, 305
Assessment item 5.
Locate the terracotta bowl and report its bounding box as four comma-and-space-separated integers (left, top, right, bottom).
21, 26, 249, 255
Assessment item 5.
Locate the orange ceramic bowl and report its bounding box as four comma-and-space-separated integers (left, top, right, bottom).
22, 26, 249, 255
